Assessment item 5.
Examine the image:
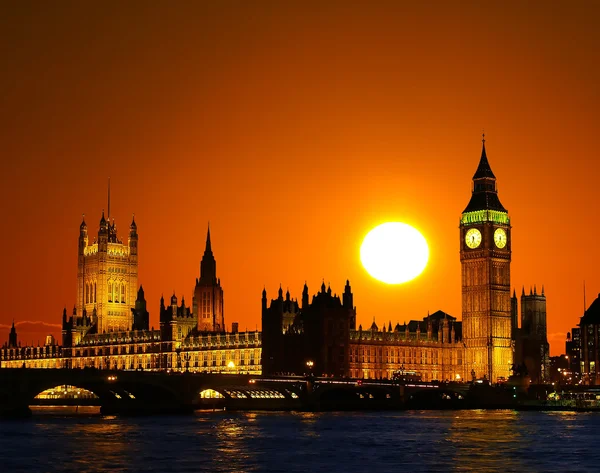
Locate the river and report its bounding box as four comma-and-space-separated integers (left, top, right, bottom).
0, 408, 595, 472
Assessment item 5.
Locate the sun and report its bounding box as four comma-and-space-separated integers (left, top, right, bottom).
360, 222, 429, 284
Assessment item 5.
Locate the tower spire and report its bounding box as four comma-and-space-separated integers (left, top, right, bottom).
473, 134, 495, 180
462, 135, 507, 213
205, 222, 212, 253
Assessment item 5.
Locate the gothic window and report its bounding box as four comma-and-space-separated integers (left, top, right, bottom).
85, 284, 89, 304
108, 281, 113, 302
94, 282, 97, 303
121, 283, 126, 303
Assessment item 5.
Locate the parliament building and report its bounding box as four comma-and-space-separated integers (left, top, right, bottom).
3, 140, 550, 384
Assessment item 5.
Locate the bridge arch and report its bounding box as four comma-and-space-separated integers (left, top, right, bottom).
34, 385, 99, 402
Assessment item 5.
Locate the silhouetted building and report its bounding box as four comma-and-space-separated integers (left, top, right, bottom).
549, 355, 570, 385
160, 293, 196, 343
579, 293, 600, 384
566, 328, 581, 377
262, 281, 355, 376
132, 286, 150, 331
514, 286, 550, 383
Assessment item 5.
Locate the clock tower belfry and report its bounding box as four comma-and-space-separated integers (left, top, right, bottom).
460, 137, 512, 382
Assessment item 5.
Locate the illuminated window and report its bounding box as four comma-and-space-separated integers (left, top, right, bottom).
199, 389, 224, 399
121, 283, 126, 303
85, 284, 89, 304
108, 281, 113, 302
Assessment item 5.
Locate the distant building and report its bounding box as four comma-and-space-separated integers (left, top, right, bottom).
579, 293, 600, 385
566, 327, 581, 377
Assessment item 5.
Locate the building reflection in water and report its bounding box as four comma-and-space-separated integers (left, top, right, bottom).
210, 414, 258, 470
448, 410, 523, 471
296, 411, 320, 439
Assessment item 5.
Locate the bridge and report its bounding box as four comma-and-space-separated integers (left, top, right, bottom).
0, 368, 471, 417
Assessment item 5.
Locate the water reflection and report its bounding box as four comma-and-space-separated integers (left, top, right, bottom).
3, 410, 600, 473
447, 410, 523, 472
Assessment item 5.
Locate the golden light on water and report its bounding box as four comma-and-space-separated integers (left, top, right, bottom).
360, 222, 429, 284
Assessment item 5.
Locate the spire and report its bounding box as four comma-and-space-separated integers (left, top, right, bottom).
473, 134, 496, 180
205, 223, 212, 253
199, 224, 217, 285
541, 285, 545, 296
462, 136, 507, 214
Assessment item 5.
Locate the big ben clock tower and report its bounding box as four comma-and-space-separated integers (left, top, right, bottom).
460, 136, 512, 382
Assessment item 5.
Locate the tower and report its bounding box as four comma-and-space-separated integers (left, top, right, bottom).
518, 285, 549, 383
193, 226, 225, 332
8, 321, 17, 349
460, 137, 512, 381
76, 183, 138, 335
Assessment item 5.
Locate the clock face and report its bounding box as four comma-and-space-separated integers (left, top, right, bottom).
465, 228, 482, 249
494, 228, 507, 249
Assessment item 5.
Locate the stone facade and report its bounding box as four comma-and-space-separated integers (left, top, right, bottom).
460, 138, 513, 382
349, 312, 465, 381
77, 212, 138, 336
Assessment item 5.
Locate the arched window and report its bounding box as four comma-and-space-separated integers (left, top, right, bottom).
85, 284, 89, 304
108, 281, 113, 302
121, 283, 126, 303
94, 282, 97, 303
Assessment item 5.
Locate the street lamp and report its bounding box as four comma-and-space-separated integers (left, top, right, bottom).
306, 360, 314, 375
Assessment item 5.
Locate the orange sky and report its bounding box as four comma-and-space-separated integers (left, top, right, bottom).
1, 2, 599, 355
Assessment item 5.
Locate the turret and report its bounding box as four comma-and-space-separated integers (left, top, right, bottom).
79, 215, 88, 252
343, 280, 353, 309
98, 210, 108, 251
511, 289, 519, 340
302, 283, 309, 310
171, 292, 178, 317
262, 287, 267, 312
132, 285, 149, 331
128, 214, 138, 256
442, 317, 449, 343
